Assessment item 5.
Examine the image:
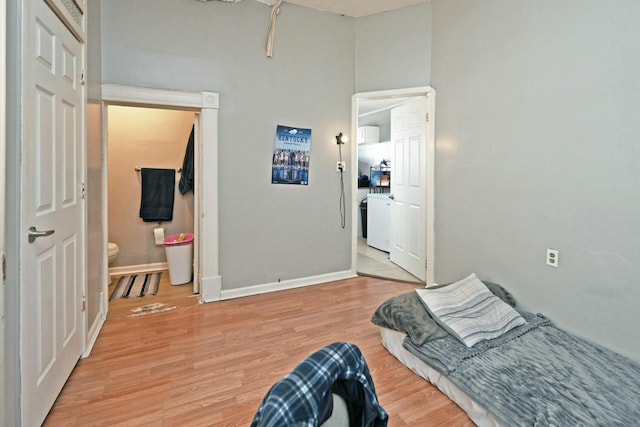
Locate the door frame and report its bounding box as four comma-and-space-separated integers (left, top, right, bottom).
101, 84, 222, 309
1, 0, 7, 416
351, 86, 436, 285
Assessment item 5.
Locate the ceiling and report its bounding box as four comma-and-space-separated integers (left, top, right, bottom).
358, 97, 416, 117
358, 96, 419, 127
282, 0, 427, 17
203, 0, 427, 18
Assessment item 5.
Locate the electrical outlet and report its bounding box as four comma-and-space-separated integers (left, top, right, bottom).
336, 161, 346, 172
546, 248, 559, 267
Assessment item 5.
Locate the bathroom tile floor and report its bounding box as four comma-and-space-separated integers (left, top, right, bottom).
357, 237, 424, 284
107, 270, 199, 321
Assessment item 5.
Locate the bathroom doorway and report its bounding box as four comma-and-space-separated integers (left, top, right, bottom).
105, 105, 197, 318
100, 84, 222, 318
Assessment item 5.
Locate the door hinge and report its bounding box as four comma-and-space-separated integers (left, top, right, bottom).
82, 294, 86, 311
81, 69, 86, 86
81, 182, 86, 199
426, 113, 430, 122
2, 255, 6, 281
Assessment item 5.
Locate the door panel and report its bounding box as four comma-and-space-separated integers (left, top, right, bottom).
21, 1, 85, 425
390, 97, 427, 281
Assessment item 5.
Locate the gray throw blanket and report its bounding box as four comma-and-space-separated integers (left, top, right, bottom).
404, 312, 640, 426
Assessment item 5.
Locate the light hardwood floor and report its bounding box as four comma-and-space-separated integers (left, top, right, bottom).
45, 276, 473, 426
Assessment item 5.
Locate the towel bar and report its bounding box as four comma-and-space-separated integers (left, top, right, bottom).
135, 166, 182, 173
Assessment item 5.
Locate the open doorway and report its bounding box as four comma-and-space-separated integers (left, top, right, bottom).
100, 84, 223, 320
105, 105, 198, 319
351, 87, 436, 285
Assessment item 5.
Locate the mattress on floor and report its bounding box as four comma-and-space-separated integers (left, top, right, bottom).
380, 326, 504, 427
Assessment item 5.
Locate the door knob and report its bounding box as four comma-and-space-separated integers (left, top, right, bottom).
27, 226, 55, 243
388, 194, 395, 200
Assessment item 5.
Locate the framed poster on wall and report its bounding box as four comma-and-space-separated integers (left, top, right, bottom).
271, 125, 311, 185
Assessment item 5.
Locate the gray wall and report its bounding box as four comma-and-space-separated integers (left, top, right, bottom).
100, 0, 355, 290
97, 0, 640, 361
355, 2, 431, 92
431, 0, 640, 361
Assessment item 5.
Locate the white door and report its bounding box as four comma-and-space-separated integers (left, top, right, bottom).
389, 97, 428, 281
20, 1, 85, 425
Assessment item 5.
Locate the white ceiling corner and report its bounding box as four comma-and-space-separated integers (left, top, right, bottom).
258, 0, 428, 17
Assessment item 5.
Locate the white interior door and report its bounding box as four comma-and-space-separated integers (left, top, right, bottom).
389, 97, 428, 281
20, 0, 85, 424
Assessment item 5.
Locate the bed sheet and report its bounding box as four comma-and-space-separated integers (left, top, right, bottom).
380, 327, 504, 427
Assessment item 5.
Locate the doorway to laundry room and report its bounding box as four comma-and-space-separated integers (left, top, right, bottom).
106, 105, 199, 319
353, 87, 436, 285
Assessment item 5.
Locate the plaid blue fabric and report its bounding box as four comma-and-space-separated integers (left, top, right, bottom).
251, 342, 388, 427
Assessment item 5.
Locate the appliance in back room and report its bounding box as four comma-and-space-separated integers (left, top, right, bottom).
366, 193, 391, 252
107, 105, 196, 293
356, 117, 392, 253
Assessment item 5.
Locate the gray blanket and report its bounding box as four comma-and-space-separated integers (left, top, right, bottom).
403, 313, 640, 426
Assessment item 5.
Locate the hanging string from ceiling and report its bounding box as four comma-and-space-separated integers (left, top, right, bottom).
197, 0, 283, 57
266, 0, 283, 57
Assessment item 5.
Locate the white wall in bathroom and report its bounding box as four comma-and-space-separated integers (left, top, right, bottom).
107, 105, 195, 268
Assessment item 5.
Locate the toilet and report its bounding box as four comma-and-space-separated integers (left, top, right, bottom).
108, 242, 119, 284
108, 242, 119, 264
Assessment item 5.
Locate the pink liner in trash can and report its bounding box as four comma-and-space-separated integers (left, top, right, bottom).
163, 233, 195, 246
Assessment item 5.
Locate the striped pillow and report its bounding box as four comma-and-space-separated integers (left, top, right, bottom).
416, 273, 526, 347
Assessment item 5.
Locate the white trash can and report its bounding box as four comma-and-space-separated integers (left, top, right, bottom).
164, 233, 194, 285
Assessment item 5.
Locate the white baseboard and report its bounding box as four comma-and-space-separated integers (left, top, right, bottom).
107, 267, 358, 304
200, 275, 222, 303
83, 313, 105, 358
108, 262, 168, 277
219, 270, 357, 301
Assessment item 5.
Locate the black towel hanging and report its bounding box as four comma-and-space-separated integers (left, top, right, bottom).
179, 125, 195, 195
139, 168, 175, 222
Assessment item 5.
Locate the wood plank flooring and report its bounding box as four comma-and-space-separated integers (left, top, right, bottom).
45, 276, 474, 426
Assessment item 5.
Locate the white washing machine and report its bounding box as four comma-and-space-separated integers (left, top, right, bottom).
366, 193, 392, 252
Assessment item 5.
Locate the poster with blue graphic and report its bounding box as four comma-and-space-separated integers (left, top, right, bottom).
272, 125, 311, 185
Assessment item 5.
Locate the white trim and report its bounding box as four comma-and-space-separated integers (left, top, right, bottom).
351, 86, 436, 285
100, 105, 110, 317
220, 270, 357, 301
102, 84, 219, 110
101, 84, 221, 306
425, 91, 436, 286
192, 114, 201, 294
81, 313, 104, 358
200, 275, 223, 303
43, 0, 85, 42
108, 262, 169, 277
198, 107, 220, 300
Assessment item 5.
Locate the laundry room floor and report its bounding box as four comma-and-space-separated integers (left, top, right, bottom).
357, 237, 423, 284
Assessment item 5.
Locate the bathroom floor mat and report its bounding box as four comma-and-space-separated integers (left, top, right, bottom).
110, 272, 162, 301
